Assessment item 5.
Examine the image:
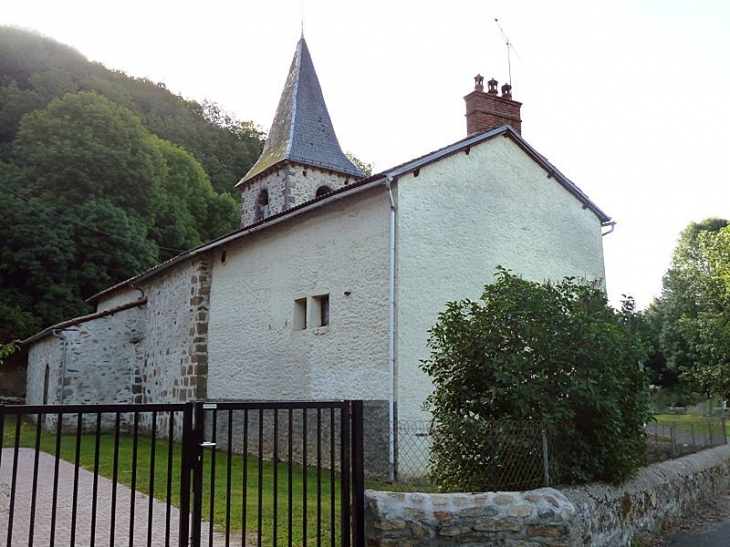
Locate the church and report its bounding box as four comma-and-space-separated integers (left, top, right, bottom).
25, 36, 611, 477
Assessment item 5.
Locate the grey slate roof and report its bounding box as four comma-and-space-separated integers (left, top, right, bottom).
237, 36, 364, 186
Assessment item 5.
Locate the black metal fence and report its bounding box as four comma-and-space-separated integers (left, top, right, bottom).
0, 400, 365, 547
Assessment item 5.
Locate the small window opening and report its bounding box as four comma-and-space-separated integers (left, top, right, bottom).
294, 298, 307, 330
315, 186, 333, 198
220, 250, 227, 263
256, 189, 270, 221
313, 294, 330, 327
43, 364, 50, 405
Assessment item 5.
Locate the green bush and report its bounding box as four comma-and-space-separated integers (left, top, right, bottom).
421, 268, 652, 489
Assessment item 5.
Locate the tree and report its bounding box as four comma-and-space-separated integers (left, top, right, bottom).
654, 219, 729, 396
0, 91, 240, 340
346, 151, 374, 177
669, 223, 730, 397
421, 268, 651, 489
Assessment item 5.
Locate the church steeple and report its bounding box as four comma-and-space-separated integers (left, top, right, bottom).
239, 36, 363, 184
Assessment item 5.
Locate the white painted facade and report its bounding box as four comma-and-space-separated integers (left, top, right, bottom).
208, 188, 391, 402
394, 136, 606, 422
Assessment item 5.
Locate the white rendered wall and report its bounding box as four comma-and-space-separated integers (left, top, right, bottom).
208, 188, 391, 402
395, 137, 606, 423
95, 288, 139, 312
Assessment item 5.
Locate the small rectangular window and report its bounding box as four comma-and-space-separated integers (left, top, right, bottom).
313, 294, 330, 327
294, 298, 307, 330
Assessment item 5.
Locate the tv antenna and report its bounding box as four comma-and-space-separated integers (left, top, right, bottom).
494, 18, 520, 88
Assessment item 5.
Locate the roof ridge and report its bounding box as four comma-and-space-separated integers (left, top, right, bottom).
236, 37, 364, 187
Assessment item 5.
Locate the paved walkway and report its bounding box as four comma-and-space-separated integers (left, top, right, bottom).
0, 448, 244, 546
659, 520, 730, 546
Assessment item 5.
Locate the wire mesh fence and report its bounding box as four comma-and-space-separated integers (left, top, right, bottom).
645, 415, 728, 462
393, 420, 555, 490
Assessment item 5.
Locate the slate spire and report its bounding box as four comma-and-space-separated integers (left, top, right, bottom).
237, 36, 364, 186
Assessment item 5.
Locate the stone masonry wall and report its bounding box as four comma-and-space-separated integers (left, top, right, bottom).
366, 444, 730, 547
239, 163, 355, 227
366, 488, 576, 547
563, 443, 730, 546
25, 305, 146, 406
137, 254, 211, 404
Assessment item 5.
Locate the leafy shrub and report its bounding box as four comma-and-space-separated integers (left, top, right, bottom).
421, 268, 651, 489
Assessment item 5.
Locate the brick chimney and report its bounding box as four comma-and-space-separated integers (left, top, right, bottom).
464, 74, 522, 135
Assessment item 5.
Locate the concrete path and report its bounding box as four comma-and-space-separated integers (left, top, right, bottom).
0, 447, 244, 546
659, 520, 730, 546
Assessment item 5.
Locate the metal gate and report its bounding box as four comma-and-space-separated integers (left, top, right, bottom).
0, 400, 364, 547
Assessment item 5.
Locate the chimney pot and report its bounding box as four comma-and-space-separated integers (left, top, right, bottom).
487, 78, 499, 94
501, 83, 512, 99
474, 74, 484, 92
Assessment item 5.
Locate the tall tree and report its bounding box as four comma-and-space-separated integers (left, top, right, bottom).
0, 91, 240, 341
655, 219, 729, 396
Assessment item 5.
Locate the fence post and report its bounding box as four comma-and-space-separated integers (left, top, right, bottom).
541, 427, 550, 486
723, 413, 727, 445
670, 426, 676, 458
490, 424, 498, 491
190, 401, 206, 547
351, 401, 365, 547
179, 402, 194, 547
709, 421, 714, 447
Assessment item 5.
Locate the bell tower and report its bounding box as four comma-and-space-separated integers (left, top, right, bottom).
236, 36, 365, 227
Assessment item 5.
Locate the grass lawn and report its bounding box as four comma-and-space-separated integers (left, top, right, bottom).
1, 414, 418, 545
651, 413, 729, 440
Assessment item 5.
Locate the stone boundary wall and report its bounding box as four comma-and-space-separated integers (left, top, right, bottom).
366, 444, 730, 547
564, 443, 730, 546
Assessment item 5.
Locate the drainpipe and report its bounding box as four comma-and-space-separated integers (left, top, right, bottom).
51, 329, 69, 405
385, 176, 396, 482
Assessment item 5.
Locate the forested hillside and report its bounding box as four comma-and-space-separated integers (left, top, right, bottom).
0, 26, 265, 343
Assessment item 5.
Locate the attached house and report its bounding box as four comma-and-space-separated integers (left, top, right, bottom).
25, 37, 611, 477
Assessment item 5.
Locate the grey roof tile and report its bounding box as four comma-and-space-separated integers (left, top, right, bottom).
237, 36, 364, 186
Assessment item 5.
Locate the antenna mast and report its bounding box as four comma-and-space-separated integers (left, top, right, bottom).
494, 18, 520, 88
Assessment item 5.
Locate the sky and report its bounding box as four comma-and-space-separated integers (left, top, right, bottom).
2, 0, 729, 309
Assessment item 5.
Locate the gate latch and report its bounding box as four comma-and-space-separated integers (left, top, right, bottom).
199, 441, 217, 448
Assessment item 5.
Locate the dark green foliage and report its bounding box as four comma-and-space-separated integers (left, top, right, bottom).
0, 26, 265, 342
650, 219, 730, 398
421, 268, 651, 489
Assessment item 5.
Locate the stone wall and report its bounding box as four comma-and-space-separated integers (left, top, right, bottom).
564, 444, 730, 546
25, 303, 146, 405
138, 255, 211, 403
240, 163, 355, 227
366, 444, 730, 547
366, 488, 576, 547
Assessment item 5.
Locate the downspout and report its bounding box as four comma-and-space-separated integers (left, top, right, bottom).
51, 330, 69, 405
385, 176, 396, 482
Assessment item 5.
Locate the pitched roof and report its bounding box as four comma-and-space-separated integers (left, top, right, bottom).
237, 36, 364, 186
85, 125, 611, 306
